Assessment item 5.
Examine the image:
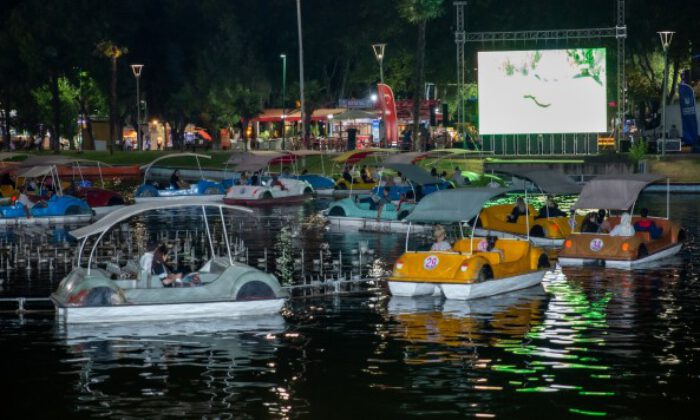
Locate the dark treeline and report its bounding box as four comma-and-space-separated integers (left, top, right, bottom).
0, 0, 695, 151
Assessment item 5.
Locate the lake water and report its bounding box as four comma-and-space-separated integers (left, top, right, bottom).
1, 193, 698, 418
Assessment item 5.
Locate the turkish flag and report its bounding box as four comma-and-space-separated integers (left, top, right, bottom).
377, 83, 398, 146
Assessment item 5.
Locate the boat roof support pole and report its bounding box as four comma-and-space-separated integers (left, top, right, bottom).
196, 156, 204, 180
98, 162, 105, 188
201, 205, 216, 258
525, 188, 530, 241
666, 178, 670, 219
77, 237, 88, 267
87, 229, 111, 275
469, 211, 479, 255
405, 222, 411, 252
219, 206, 234, 265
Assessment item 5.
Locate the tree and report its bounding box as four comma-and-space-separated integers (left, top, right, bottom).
397, 0, 444, 151
95, 41, 128, 154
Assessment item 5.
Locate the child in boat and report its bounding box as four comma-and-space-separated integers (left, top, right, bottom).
507, 197, 528, 223
634, 208, 662, 239
430, 224, 452, 251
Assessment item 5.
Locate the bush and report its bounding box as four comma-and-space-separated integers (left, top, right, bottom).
629, 139, 647, 164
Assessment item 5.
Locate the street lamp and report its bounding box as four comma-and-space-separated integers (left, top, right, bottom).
371, 43, 387, 84
658, 31, 674, 156
280, 53, 287, 150
130, 64, 144, 150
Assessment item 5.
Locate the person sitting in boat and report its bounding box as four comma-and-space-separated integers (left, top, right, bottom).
151, 243, 200, 287
597, 209, 611, 233
13, 186, 35, 218
430, 224, 452, 251
372, 186, 392, 219
270, 175, 287, 191
250, 171, 261, 186
478, 235, 505, 261
430, 167, 438, 177
536, 196, 567, 219
610, 212, 635, 237
580, 212, 600, 233
451, 166, 465, 186
634, 208, 662, 239
360, 165, 373, 183
382, 174, 395, 187
301, 168, 309, 175
170, 170, 189, 190
506, 197, 528, 223
342, 166, 353, 184
0, 172, 15, 189
393, 171, 404, 185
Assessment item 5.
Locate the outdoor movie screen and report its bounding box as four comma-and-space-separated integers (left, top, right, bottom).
478, 48, 607, 135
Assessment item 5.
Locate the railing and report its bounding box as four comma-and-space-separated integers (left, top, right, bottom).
481, 133, 602, 155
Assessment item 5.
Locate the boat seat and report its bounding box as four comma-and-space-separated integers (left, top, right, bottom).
477, 251, 503, 265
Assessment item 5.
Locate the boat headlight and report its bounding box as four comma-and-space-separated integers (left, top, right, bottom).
460, 263, 468, 272
621, 242, 630, 252
395, 260, 404, 270
564, 240, 572, 248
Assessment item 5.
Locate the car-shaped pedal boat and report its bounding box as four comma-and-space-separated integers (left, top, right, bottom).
387, 188, 550, 300
51, 199, 288, 323
134, 153, 225, 203
558, 174, 685, 268
224, 177, 313, 206
322, 195, 428, 233
0, 164, 93, 225
369, 162, 452, 200
473, 169, 583, 247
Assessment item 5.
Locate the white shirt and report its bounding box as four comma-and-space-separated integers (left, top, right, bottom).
17, 193, 34, 209
431, 241, 452, 251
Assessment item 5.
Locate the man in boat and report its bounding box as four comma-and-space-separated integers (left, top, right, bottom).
430, 225, 452, 251
536, 196, 567, 219
634, 208, 662, 239
14, 186, 35, 218
597, 209, 611, 233
342, 166, 353, 184
170, 170, 189, 190
506, 197, 528, 223
250, 171, 261, 186
452, 167, 465, 186
373, 186, 392, 220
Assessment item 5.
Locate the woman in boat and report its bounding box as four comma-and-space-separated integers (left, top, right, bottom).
610, 212, 635, 237
597, 209, 612, 233
152, 244, 182, 286
361, 165, 373, 183
634, 208, 662, 239
507, 197, 528, 223
342, 166, 353, 184
483, 236, 505, 261
430, 224, 452, 251
580, 212, 600, 233
536, 196, 567, 219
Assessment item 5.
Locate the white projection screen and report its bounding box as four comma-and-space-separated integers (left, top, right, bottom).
478, 48, 607, 134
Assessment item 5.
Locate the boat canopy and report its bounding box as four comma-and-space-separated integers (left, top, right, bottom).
502, 169, 581, 195
332, 148, 396, 165
15, 165, 56, 178
226, 151, 297, 172
70, 198, 253, 240
572, 174, 663, 210
405, 187, 510, 223
139, 153, 212, 171
383, 163, 442, 185
382, 152, 427, 165
20, 155, 105, 167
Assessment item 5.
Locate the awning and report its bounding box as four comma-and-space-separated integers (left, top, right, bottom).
250, 109, 290, 123
70, 198, 253, 240
406, 187, 510, 223
383, 163, 442, 185
572, 174, 664, 210
503, 169, 582, 195
226, 151, 297, 172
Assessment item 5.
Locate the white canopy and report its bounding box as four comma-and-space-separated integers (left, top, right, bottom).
383, 163, 442, 185
405, 187, 510, 223
69, 198, 253, 240
15, 165, 55, 178
139, 153, 212, 171
226, 151, 292, 171
572, 174, 663, 210
503, 169, 582, 195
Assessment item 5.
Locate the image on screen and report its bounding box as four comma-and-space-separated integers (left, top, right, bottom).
478, 48, 607, 135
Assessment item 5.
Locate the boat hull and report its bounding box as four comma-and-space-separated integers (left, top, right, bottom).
473, 227, 564, 247
388, 270, 546, 300
223, 195, 309, 207
54, 298, 286, 323
558, 243, 683, 269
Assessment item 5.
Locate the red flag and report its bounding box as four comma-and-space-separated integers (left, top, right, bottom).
377, 83, 398, 146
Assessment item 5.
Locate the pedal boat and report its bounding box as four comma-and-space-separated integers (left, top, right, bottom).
322, 195, 426, 233
558, 174, 685, 269
0, 164, 93, 225
223, 152, 314, 206
51, 198, 287, 323
387, 188, 550, 300
332, 148, 396, 191
370, 162, 453, 200
134, 153, 226, 203
473, 169, 583, 247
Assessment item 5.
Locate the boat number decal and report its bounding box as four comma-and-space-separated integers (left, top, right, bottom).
423, 255, 439, 270
477, 240, 488, 251
589, 238, 604, 252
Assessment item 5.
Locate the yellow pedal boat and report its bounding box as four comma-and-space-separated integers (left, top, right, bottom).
387, 188, 550, 300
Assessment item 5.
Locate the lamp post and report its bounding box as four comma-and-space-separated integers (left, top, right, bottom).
371, 43, 386, 84
280, 53, 287, 150
658, 31, 674, 156
130, 64, 144, 150
296, 0, 306, 146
